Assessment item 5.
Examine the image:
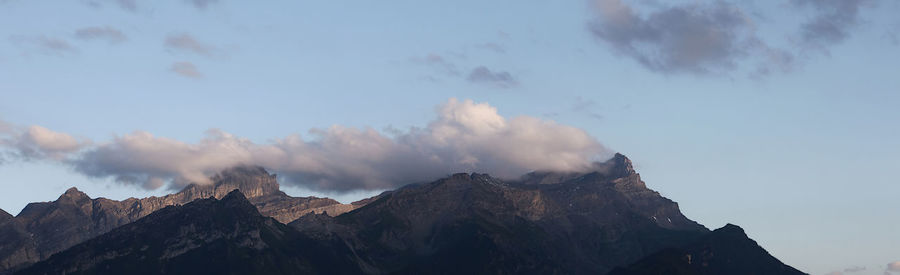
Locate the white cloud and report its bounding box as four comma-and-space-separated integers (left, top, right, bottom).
0, 122, 89, 161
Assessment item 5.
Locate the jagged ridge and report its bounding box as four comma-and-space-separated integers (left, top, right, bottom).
17, 190, 362, 275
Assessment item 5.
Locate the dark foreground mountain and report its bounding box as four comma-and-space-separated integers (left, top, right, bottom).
17, 190, 361, 275
6, 154, 805, 274
0, 166, 359, 273
609, 224, 805, 275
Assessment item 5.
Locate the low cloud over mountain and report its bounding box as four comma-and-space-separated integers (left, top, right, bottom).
0, 99, 608, 192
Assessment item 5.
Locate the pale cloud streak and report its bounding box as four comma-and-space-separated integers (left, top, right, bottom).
9, 35, 78, 56
170, 61, 203, 78
165, 33, 216, 56
185, 0, 219, 9
75, 26, 127, 44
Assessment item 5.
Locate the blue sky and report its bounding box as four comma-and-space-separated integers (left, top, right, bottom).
1, 0, 899, 274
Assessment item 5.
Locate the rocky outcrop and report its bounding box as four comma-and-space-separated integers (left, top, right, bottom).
18, 191, 362, 275
0, 166, 362, 274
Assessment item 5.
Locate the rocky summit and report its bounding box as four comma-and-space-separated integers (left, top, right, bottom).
1, 154, 806, 274
0, 166, 360, 273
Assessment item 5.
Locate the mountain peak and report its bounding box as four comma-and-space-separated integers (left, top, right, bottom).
608, 152, 636, 176
716, 223, 747, 236
218, 190, 261, 216
222, 189, 248, 201
57, 187, 90, 203
178, 166, 281, 200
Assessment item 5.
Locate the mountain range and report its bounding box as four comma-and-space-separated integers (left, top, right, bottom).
0, 154, 806, 274
0, 166, 358, 272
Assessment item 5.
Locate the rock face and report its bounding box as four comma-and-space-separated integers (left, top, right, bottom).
17, 190, 362, 275
608, 224, 806, 275
0, 166, 360, 273
289, 153, 715, 274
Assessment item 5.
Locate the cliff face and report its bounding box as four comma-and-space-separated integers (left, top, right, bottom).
0, 166, 360, 273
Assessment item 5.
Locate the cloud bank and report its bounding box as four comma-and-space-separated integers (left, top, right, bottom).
1, 99, 608, 192
588, 0, 766, 75
588, 0, 877, 76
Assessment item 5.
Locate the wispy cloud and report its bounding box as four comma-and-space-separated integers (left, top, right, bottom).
412, 53, 461, 77
467, 66, 517, 88
114, 0, 137, 12
475, 42, 506, 54
793, 0, 870, 53
9, 35, 78, 56
170, 61, 203, 78
165, 33, 216, 56
75, 26, 127, 44
185, 0, 220, 9
572, 96, 603, 120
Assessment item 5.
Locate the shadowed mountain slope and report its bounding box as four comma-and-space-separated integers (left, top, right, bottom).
608, 224, 806, 275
